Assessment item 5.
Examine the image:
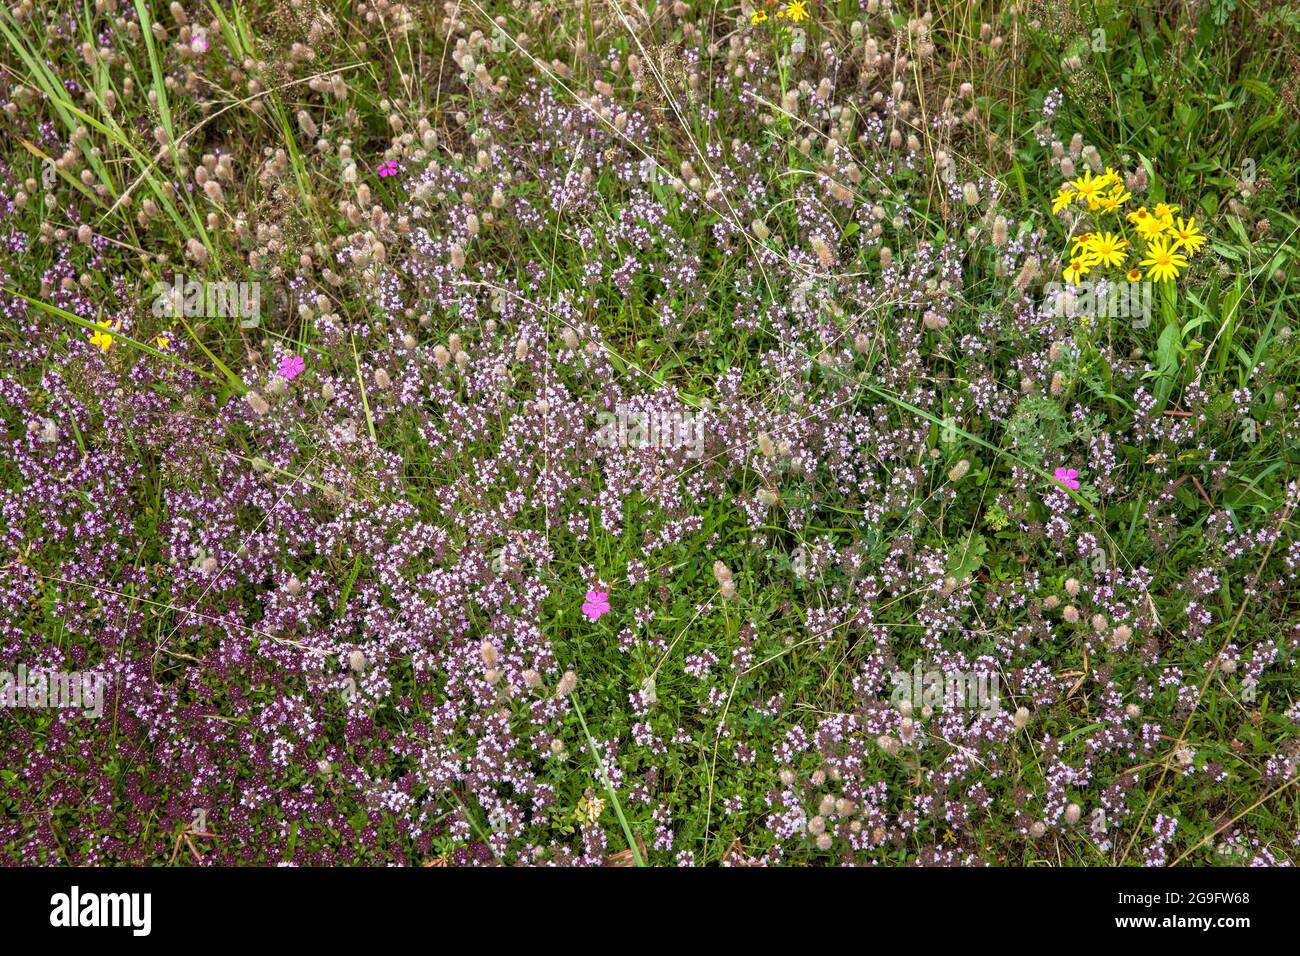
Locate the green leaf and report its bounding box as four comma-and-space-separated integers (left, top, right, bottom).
1152, 318, 1181, 411
1244, 113, 1282, 139
948, 534, 988, 581
1241, 79, 1276, 101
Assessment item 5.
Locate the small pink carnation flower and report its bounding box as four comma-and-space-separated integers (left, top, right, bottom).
1053, 466, 1081, 490
581, 590, 610, 622
277, 355, 305, 381
377, 160, 399, 178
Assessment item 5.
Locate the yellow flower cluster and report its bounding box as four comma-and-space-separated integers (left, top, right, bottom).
88, 322, 169, 352
751, 1, 809, 24
1052, 169, 1206, 286
88, 318, 120, 351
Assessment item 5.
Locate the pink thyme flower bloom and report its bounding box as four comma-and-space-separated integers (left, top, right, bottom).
277, 355, 305, 381
581, 590, 610, 621
1053, 466, 1081, 490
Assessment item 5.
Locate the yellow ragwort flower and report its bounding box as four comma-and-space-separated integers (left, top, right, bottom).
1063, 255, 1096, 285
1087, 232, 1130, 269
1169, 216, 1206, 256
1139, 236, 1189, 283
1051, 187, 1075, 214
785, 0, 809, 21
1154, 202, 1180, 225
1125, 268, 1143, 282
1135, 215, 1168, 242
1070, 232, 1095, 255
1070, 170, 1106, 205
751, 9, 767, 23
1095, 192, 1123, 215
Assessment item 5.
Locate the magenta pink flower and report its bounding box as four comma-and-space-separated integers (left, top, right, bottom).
277, 355, 305, 381
581, 590, 610, 621
377, 160, 399, 178
1053, 466, 1081, 490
